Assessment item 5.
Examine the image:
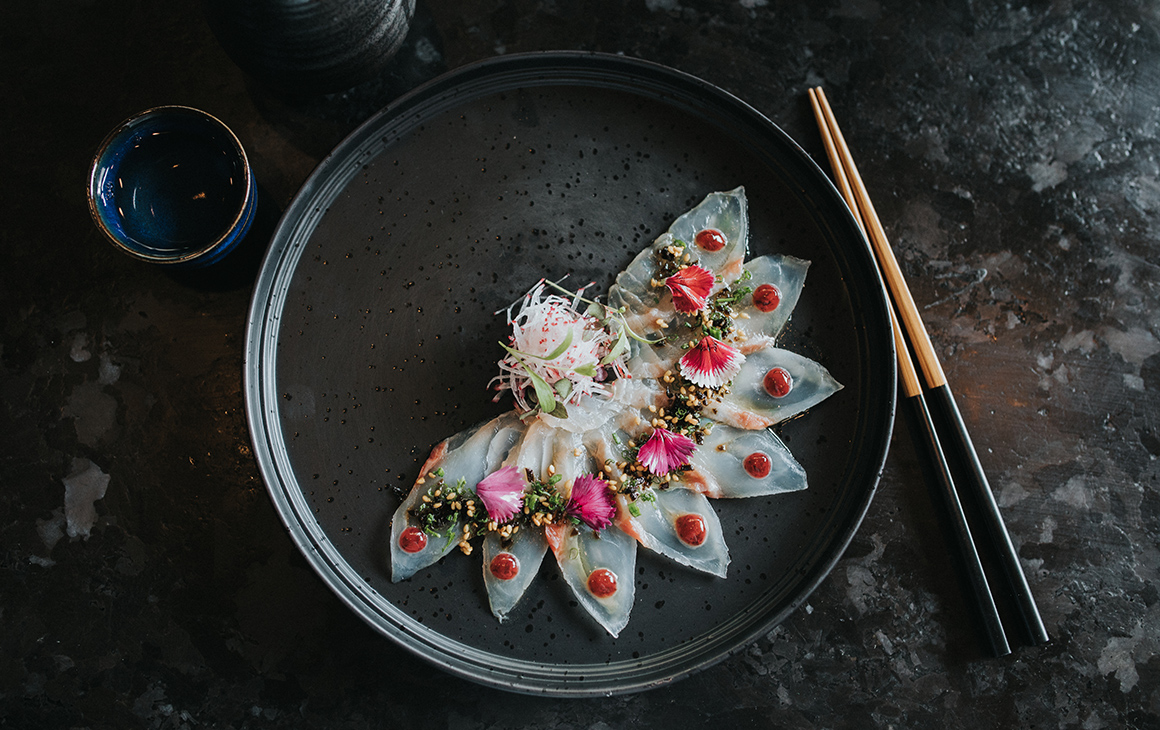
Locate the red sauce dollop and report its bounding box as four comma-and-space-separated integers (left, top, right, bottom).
694, 228, 727, 252
489, 552, 519, 581
743, 452, 772, 478
763, 367, 793, 398
675, 514, 707, 546
752, 283, 782, 312
398, 526, 428, 554
587, 568, 618, 598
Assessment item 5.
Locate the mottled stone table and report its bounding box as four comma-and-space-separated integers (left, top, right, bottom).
2, 1, 1157, 727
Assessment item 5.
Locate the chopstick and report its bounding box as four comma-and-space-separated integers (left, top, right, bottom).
807, 89, 1009, 657
809, 87, 1049, 650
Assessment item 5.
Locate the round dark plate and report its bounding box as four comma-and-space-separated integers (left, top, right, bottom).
244, 51, 895, 696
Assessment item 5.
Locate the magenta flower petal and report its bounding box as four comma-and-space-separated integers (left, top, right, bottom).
665, 265, 715, 313
678, 335, 744, 388
475, 465, 526, 523
636, 427, 697, 476
566, 473, 616, 530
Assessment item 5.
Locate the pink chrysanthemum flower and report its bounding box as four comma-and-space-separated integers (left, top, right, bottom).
636, 427, 697, 476
567, 473, 616, 530
475, 466, 526, 523
678, 335, 744, 388
665, 265, 715, 313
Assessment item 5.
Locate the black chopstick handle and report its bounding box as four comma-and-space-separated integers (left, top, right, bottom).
904, 393, 1010, 657
925, 384, 1051, 646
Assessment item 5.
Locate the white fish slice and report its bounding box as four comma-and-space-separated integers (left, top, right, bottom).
482, 526, 549, 622
664, 186, 749, 287
609, 187, 750, 327
390, 411, 524, 581
546, 522, 637, 638
504, 418, 557, 481
732, 254, 810, 351
704, 346, 842, 430
686, 423, 807, 498
616, 485, 729, 577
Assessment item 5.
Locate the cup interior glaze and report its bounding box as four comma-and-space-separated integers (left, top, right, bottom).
88, 106, 257, 268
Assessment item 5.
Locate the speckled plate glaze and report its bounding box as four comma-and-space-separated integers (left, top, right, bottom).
244, 51, 895, 696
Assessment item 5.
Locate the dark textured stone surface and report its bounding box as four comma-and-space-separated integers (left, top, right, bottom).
2, 1, 1158, 727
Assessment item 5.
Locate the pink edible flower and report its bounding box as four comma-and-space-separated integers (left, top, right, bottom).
636, 427, 697, 476
567, 473, 616, 530
475, 466, 526, 523
665, 265, 715, 313
678, 335, 744, 388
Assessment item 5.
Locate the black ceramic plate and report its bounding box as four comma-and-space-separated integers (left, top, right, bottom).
244, 52, 895, 696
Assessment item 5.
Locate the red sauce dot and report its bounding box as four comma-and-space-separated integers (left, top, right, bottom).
675, 514, 707, 547
694, 228, 727, 252
763, 367, 793, 398
398, 526, 427, 554
743, 452, 772, 479
489, 552, 519, 581
752, 283, 782, 312
587, 568, 618, 598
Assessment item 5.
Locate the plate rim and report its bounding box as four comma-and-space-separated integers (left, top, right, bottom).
243, 50, 896, 696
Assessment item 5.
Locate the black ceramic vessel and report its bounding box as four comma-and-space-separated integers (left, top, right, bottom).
204, 0, 416, 95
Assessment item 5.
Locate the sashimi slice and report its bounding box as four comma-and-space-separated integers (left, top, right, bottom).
390, 411, 525, 581
623, 337, 685, 379
545, 522, 637, 637
704, 347, 842, 430
503, 418, 557, 481
537, 393, 623, 434
616, 486, 729, 577
608, 187, 750, 326
731, 254, 810, 352
686, 423, 807, 498
482, 526, 549, 621
665, 187, 749, 287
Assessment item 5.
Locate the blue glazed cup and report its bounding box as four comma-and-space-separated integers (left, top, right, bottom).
87, 106, 258, 268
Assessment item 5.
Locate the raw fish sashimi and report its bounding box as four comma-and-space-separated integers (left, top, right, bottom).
390, 412, 524, 581
705, 347, 842, 430
616, 486, 729, 577
387, 187, 842, 636
687, 424, 807, 498
483, 526, 549, 621
731, 254, 810, 353
545, 522, 638, 638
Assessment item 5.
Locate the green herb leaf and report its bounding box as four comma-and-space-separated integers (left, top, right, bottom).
573, 363, 598, 378
555, 378, 573, 400
542, 328, 574, 361
601, 328, 629, 364
549, 401, 569, 419
628, 502, 641, 518
500, 343, 557, 413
